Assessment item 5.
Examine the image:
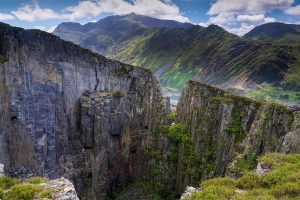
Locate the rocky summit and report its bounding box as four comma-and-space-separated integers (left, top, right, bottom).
0, 16, 300, 200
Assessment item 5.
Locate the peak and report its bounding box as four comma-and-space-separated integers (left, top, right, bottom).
244, 22, 300, 41
127, 12, 137, 16
206, 24, 226, 32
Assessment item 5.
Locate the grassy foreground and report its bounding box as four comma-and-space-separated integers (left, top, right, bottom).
185, 153, 300, 200
0, 176, 54, 200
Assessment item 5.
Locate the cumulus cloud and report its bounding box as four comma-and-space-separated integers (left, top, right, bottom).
285, 5, 300, 15
0, 12, 15, 21
237, 14, 276, 24
64, 0, 189, 22
5, 0, 188, 23
11, 4, 59, 21
225, 24, 256, 36
34, 26, 47, 31
204, 0, 295, 35
208, 0, 294, 15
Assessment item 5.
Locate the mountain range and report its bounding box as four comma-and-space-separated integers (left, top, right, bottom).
53, 13, 300, 105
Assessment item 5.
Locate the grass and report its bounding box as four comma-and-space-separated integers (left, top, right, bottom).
246, 83, 300, 104
185, 153, 300, 200
0, 176, 54, 200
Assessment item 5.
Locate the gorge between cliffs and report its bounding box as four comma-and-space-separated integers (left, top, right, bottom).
0, 23, 300, 200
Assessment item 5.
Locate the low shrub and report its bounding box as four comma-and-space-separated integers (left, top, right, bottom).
27, 177, 48, 184
38, 188, 54, 199
236, 172, 260, 189
0, 176, 17, 189
271, 181, 300, 198
5, 184, 41, 200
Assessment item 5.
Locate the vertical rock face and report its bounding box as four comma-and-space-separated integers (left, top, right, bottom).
0, 23, 164, 199
175, 80, 300, 191
79, 88, 164, 198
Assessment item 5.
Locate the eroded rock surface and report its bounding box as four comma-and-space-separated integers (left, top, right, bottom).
0, 23, 164, 199
175, 80, 300, 191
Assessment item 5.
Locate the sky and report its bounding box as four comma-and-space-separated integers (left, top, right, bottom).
1, 0, 300, 36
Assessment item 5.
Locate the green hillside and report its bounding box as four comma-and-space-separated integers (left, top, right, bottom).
54, 14, 300, 105
244, 22, 300, 42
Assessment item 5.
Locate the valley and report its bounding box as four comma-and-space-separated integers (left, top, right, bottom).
54, 14, 300, 106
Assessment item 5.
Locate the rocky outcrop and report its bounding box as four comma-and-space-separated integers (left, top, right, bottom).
47, 178, 80, 200
175, 80, 300, 191
0, 23, 164, 199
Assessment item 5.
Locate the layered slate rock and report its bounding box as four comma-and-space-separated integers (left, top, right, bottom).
175, 80, 300, 192
79, 90, 164, 198
0, 23, 164, 199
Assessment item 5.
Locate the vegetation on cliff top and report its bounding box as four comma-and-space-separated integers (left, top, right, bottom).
185, 153, 300, 200
0, 176, 52, 200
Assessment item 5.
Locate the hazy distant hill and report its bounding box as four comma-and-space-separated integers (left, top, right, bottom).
244, 22, 300, 42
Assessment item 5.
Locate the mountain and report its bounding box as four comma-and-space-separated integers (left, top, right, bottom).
54, 13, 192, 52
54, 14, 300, 105
244, 22, 300, 41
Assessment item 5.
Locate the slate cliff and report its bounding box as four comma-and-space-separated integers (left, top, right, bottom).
174, 81, 300, 191
0, 23, 164, 199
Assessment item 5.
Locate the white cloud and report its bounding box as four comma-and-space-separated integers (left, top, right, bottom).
47, 26, 57, 33
204, 0, 294, 35
208, 0, 294, 15
11, 4, 59, 22
285, 5, 300, 15
0, 12, 15, 20
64, 0, 189, 22
198, 22, 208, 27
237, 14, 276, 24
7, 0, 188, 23
225, 24, 255, 36
209, 12, 236, 25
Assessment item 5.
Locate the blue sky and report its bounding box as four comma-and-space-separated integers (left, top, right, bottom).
1, 0, 300, 35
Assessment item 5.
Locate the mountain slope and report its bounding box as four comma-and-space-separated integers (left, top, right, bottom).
54, 15, 300, 104
244, 22, 300, 41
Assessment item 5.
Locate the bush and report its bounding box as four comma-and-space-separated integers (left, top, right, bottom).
112, 91, 123, 99
5, 184, 41, 200
201, 177, 236, 188
271, 181, 300, 198
0, 187, 3, 199
0, 176, 17, 189
260, 165, 296, 188
191, 185, 236, 200
236, 172, 260, 189
233, 189, 275, 200
38, 188, 54, 199
27, 177, 48, 184
230, 154, 257, 176
166, 111, 176, 121
167, 123, 189, 143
